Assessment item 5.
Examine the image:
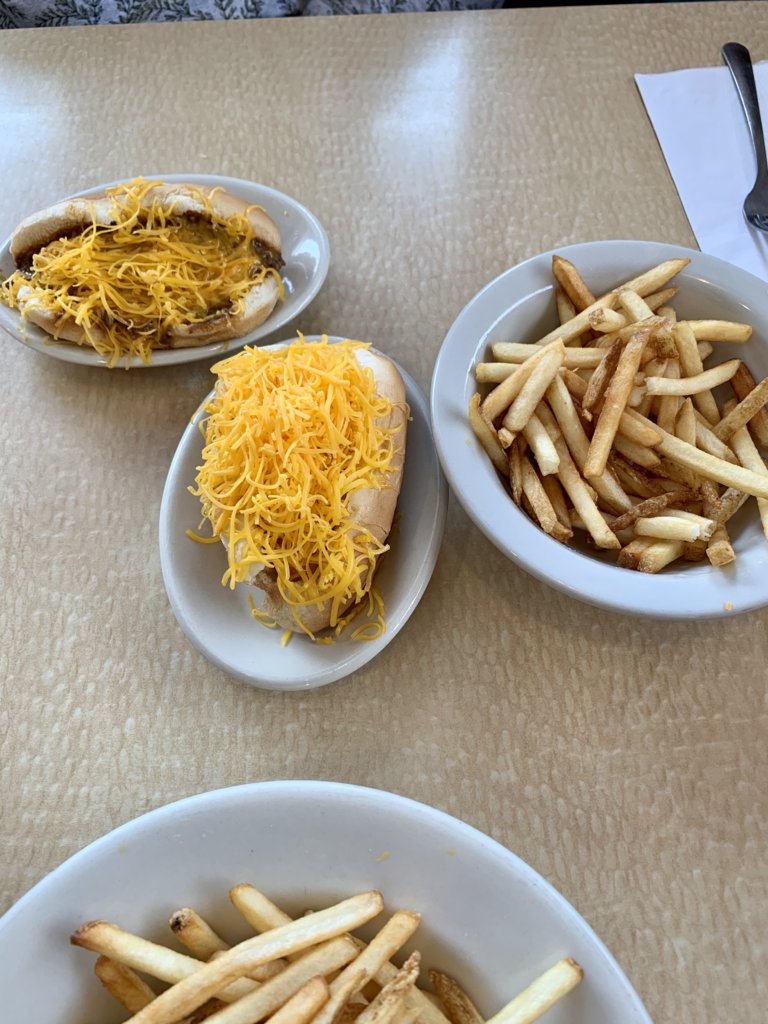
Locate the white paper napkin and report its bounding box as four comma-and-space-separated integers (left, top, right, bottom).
636, 61, 768, 282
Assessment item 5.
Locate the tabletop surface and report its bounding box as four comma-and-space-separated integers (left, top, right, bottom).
1, 4, 766, 1022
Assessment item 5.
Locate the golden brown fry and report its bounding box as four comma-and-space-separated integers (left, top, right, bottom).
310, 911, 421, 1024
501, 344, 565, 434
610, 490, 698, 532
617, 536, 657, 569
714, 375, 768, 441
548, 431, 620, 548
266, 977, 330, 1024
170, 909, 229, 962
520, 454, 571, 541
541, 473, 571, 531
428, 970, 483, 1024
644, 286, 679, 311
685, 319, 752, 343
612, 434, 661, 469
354, 953, 421, 1024
485, 958, 583, 1024
562, 370, 661, 446
584, 329, 649, 479
486, 346, 604, 370
121, 892, 385, 1024
618, 288, 654, 323
588, 307, 626, 333
551, 254, 596, 311
731, 362, 768, 447
673, 321, 720, 424
645, 359, 740, 396
95, 956, 156, 1014
635, 539, 685, 573
693, 414, 737, 463
71, 922, 257, 1002
707, 523, 736, 567
541, 383, 632, 513
509, 438, 524, 505
675, 398, 697, 446
482, 342, 562, 420
199, 940, 360, 1024
730, 425, 768, 539
555, 286, 576, 326
582, 338, 622, 418
644, 422, 768, 499
654, 360, 682, 435
468, 395, 508, 476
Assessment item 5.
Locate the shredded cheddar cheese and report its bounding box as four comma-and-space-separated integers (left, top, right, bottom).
0, 178, 283, 367
191, 337, 399, 640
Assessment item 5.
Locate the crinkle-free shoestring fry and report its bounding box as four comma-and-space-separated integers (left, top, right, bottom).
71, 885, 583, 1024
469, 254, 768, 572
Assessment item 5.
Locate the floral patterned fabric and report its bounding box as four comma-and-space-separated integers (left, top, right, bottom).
0, 0, 502, 28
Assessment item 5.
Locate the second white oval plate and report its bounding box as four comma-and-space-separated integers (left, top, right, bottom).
159, 336, 447, 689
0, 173, 330, 368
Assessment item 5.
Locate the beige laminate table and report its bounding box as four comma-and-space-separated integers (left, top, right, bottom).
1, 4, 767, 1021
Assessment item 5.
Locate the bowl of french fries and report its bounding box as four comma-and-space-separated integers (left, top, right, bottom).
0, 781, 651, 1024
430, 240, 768, 617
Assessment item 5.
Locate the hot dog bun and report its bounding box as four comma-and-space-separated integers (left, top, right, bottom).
249, 347, 407, 634
3, 180, 283, 359
193, 339, 407, 639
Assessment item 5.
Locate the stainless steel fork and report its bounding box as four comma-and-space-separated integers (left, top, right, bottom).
722, 41, 768, 232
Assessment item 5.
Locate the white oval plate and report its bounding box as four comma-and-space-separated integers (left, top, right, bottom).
431, 240, 768, 619
0, 781, 652, 1024
160, 336, 447, 689
0, 173, 330, 368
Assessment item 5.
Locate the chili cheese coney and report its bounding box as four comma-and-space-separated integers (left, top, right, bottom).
191, 337, 408, 640
0, 178, 284, 366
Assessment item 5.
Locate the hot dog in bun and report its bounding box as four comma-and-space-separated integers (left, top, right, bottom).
0, 178, 283, 366
191, 336, 407, 639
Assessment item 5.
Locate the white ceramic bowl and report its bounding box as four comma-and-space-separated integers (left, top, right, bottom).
0, 781, 652, 1024
159, 336, 447, 689
430, 240, 768, 619
0, 173, 330, 368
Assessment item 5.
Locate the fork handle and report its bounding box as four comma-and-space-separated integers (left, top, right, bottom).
722, 42, 768, 184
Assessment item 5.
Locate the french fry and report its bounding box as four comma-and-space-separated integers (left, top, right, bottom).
636, 539, 685, 573
617, 536, 657, 569
731, 362, 768, 447
548, 430, 620, 548
500, 344, 564, 434
198, 940, 361, 1024
555, 286, 576, 325
541, 473, 571, 530
121, 892, 385, 1024
714, 375, 768, 441
428, 970, 483, 1024
468, 395, 508, 476
581, 337, 622, 418
562, 369, 661, 446
675, 398, 697, 446
509, 438, 524, 506
648, 424, 768, 499
354, 952, 421, 1024
618, 288, 654, 323
170, 909, 230, 961
71, 922, 258, 1002
95, 956, 156, 1013
266, 977, 330, 1024
654, 360, 682, 435
730, 425, 768, 539
673, 321, 720, 424
610, 490, 698, 532
551, 254, 595, 311
541, 384, 632, 513
634, 512, 715, 542
310, 912, 421, 1024
521, 411, 559, 476
694, 415, 738, 463
483, 341, 563, 420
485, 346, 604, 370
612, 435, 660, 469
644, 286, 678, 311
685, 319, 752, 343
707, 523, 736, 566
644, 359, 740, 396
520, 454, 570, 540
485, 958, 583, 1024
588, 307, 626, 333
584, 329, 649, 478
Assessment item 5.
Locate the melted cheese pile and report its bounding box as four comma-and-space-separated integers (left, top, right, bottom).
0, 178, 282, 368
192, 337, 400, 637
